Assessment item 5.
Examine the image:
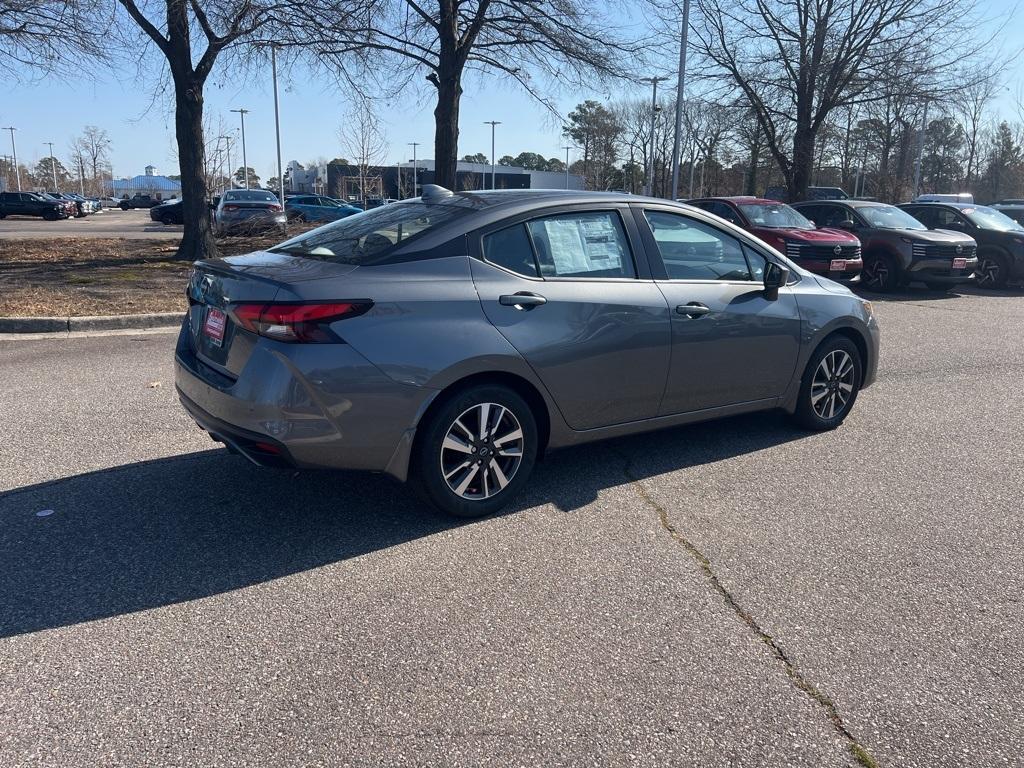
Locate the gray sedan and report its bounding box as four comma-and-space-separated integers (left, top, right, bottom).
214, 189, 287, 235
176, 187, 879, 517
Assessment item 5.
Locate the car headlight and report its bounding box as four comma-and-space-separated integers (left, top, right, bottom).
861, 300, 874, 319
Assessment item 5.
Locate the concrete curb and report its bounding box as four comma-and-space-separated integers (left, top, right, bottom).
0, 312, 183, 334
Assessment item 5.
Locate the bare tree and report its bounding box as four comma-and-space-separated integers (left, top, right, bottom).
70, 126, 112, 195
339, 99, 387, 204
692, 0, 979, 201
0, 1, 106, 75
116, 1, 297, 259
306, 0, 643, 189
955, 67, 1002, 188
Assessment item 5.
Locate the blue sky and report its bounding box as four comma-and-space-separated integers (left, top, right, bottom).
1, 0, 1020, 182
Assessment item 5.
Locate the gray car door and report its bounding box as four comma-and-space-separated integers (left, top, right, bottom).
469, 206, 672, 431
634, 206, 802, 416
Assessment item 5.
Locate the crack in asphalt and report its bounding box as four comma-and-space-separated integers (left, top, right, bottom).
622, 458, 880, 768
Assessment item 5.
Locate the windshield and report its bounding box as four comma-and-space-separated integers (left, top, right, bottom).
859, 205, 927, 230
223, 190, 278, 202
738, 202, 813, 229
269, 199, 471, 265
962, 206, 1024, 232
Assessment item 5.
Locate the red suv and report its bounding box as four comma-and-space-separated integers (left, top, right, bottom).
687, 197, 863, 283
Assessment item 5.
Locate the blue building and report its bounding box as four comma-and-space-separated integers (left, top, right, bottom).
107, 165, 182, 200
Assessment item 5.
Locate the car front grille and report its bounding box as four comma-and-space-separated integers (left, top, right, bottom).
785, 243, 862, 261
911, 242, 977, 259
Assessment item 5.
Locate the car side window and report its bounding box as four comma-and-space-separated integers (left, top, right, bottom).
482, 223, 540, 278
707, 201, 741, 225
644, 210, 756, 281
906, 207, 934, 227
815, 205, 848, 228
526, 211, 637, 279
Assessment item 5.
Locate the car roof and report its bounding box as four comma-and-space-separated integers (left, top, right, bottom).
901, 201, 976, 209
691, 196, 785, 205
793, 199, 876, 208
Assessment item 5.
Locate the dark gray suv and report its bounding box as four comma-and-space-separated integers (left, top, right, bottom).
176, 188, 879, 517
793, 200, 977, 292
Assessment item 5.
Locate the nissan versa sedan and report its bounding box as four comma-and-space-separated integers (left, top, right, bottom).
176, 188, 879, 517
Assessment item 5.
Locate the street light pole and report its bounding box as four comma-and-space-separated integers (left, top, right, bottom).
3, 127, 20, 191
270, 44, 285, 221
408, 142, 419, 196
230, 108, 250, 188
640, 76, 667, 196
669, 0, 691, 201
562, 145, 572, 189
484, 121, 501, 190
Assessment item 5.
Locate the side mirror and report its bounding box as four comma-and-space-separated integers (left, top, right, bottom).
763, 262, 790, 300
839, 219, 856, 230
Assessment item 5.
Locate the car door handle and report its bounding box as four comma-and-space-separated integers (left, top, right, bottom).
499, 292, 547, 310
676, 302, 711, 318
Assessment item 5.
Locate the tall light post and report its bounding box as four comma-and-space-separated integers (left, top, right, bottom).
562, 145, 573, 189
45, 141, 58, 190
230, 108, 250, 188
640, 77, 667, 197
270, 45, 285, 217
484, 120, 501, 190
408, 142, 420, 197
669, 0, 691, 200
4, 127, 20, 191
913, 99, 929, 199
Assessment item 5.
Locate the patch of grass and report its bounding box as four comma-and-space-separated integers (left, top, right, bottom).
64, 274, 96, 285
850, 743, 880, 768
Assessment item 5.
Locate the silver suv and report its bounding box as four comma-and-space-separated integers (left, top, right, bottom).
793, 200, 977, 292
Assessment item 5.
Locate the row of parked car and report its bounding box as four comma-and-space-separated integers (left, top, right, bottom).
0, 190, 110, 220
684, 195, 1024, 291
147, 191, 372, 233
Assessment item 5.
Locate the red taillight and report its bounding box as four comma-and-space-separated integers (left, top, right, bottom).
268, 204, 282, 212
224, 204, 239, 212
231, 301, 372, 343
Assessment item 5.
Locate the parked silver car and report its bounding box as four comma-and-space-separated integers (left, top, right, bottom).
214, 189, 286, 236
176, 187, 879, 517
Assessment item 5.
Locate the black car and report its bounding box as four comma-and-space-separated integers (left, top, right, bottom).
765, 185, 850, 203
0, 191, 68, 221
150, 198, 183, 225
898, 202, 1024, 289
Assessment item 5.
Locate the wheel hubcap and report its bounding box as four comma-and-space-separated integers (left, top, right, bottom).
810, 350, 855, 419
865, 260, 888, 289
440, 402, 524, 500
977, 258, 999, 286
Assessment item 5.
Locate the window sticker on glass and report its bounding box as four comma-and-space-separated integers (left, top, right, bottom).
541, 216, 624, 274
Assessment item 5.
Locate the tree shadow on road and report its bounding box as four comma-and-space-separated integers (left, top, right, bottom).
0, 411, 805, 639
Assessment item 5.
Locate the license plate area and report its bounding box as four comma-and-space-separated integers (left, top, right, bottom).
952, 258, 967, 270
830, 259, 847, 272
202, 307, 227, 347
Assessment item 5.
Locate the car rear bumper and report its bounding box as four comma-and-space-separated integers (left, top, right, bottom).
173, 318, 436, 479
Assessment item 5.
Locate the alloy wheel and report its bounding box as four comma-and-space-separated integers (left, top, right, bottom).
810, 350, 855, 419
976, 257, 1000, 287
440, 402, 524, 500
863, 258, 889, 290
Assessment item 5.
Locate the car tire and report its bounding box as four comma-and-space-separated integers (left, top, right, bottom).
160, 215, 174, 225
791, 336, 863, 431
861, 252, 899, 292
43, 210, 59, 221
412, 384, 538, 518
975, 251, 1010, 290
119, 203, 129, 211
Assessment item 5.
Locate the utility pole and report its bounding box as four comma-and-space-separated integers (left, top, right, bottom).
640, 77, 667, 196
562, 146, 573, 189
484, 121, 501, 190
408, 142, 420, 196
3, 127, 20, 191
45, 142, 58, 190
913, 99, 929, 200
230, 108, 250, 188
270, 45, 285, 222
669, 0, 691, 201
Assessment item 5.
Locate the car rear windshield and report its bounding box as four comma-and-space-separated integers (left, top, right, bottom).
859, 205, 927, 230
223, 190, 278, 202
269, 200, 471, 265
737, 202, 813, 229
962, 206, 1024, 232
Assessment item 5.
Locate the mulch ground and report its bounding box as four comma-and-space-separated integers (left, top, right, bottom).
0, 227, 318, 317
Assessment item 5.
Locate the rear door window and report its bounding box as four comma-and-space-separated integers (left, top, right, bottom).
526, 211, 636, 279
482, 223, 540, 277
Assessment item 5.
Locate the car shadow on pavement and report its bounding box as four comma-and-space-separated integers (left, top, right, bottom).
0, 412, 804, 639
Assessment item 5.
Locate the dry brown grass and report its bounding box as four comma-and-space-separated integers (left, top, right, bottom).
0, 225, 319, 317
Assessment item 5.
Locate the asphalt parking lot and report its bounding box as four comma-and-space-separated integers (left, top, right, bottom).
0, 208, 181, 239
1, 287, 1022, 767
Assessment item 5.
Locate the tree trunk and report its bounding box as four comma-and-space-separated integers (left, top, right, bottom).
173, 77, 217, 261
745, 125, 761, 196
432, 62, 462, 190
791, 125, 815, 201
